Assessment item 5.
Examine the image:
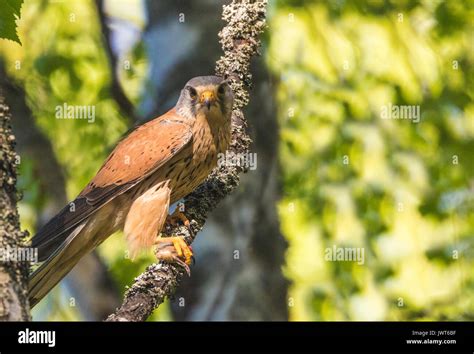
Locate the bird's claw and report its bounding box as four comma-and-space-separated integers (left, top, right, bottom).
173, 258, 191, 277
154, 236, 193, 276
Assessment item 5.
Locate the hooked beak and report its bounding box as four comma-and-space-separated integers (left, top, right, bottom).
200, 90, 215, 110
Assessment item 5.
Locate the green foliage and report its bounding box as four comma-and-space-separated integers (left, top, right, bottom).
1, 1, 129, 198
0, 0, 23, 44
268, 1, 474, 320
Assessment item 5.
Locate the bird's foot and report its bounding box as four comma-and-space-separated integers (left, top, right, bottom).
166, 207, 194, 237
154, 236, 194, 276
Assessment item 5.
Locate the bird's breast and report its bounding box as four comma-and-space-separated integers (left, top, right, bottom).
168, 113, 230, 202
129, 112, 231, 206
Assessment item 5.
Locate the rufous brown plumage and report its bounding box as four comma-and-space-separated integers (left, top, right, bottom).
29, 75, 233, 307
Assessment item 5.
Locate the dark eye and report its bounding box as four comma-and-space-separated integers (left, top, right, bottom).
188, 86, 197, 99
217, 84, 226, 95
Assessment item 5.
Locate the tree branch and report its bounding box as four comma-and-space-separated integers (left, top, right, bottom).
106, 0, 268, 322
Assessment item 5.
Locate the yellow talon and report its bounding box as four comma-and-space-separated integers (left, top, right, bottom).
179, 238, 193, 265
171, 238, 183, 258
154, 236, 194, 275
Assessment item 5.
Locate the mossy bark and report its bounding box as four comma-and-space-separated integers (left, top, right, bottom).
0, 90, 30, 321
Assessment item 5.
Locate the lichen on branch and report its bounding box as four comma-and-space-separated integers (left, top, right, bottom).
0, 92, 30, 321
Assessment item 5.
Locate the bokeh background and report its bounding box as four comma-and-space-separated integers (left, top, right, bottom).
0, 0, 472, 321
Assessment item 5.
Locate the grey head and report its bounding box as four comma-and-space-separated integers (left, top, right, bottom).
176, 75, 234, 120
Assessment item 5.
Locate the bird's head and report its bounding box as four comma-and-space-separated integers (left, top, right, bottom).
176, 75, 233, 121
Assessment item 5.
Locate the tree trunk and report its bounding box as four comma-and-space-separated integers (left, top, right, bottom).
0, 89, 30, 321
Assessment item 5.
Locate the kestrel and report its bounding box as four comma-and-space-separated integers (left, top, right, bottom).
29, 76, 234, 307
